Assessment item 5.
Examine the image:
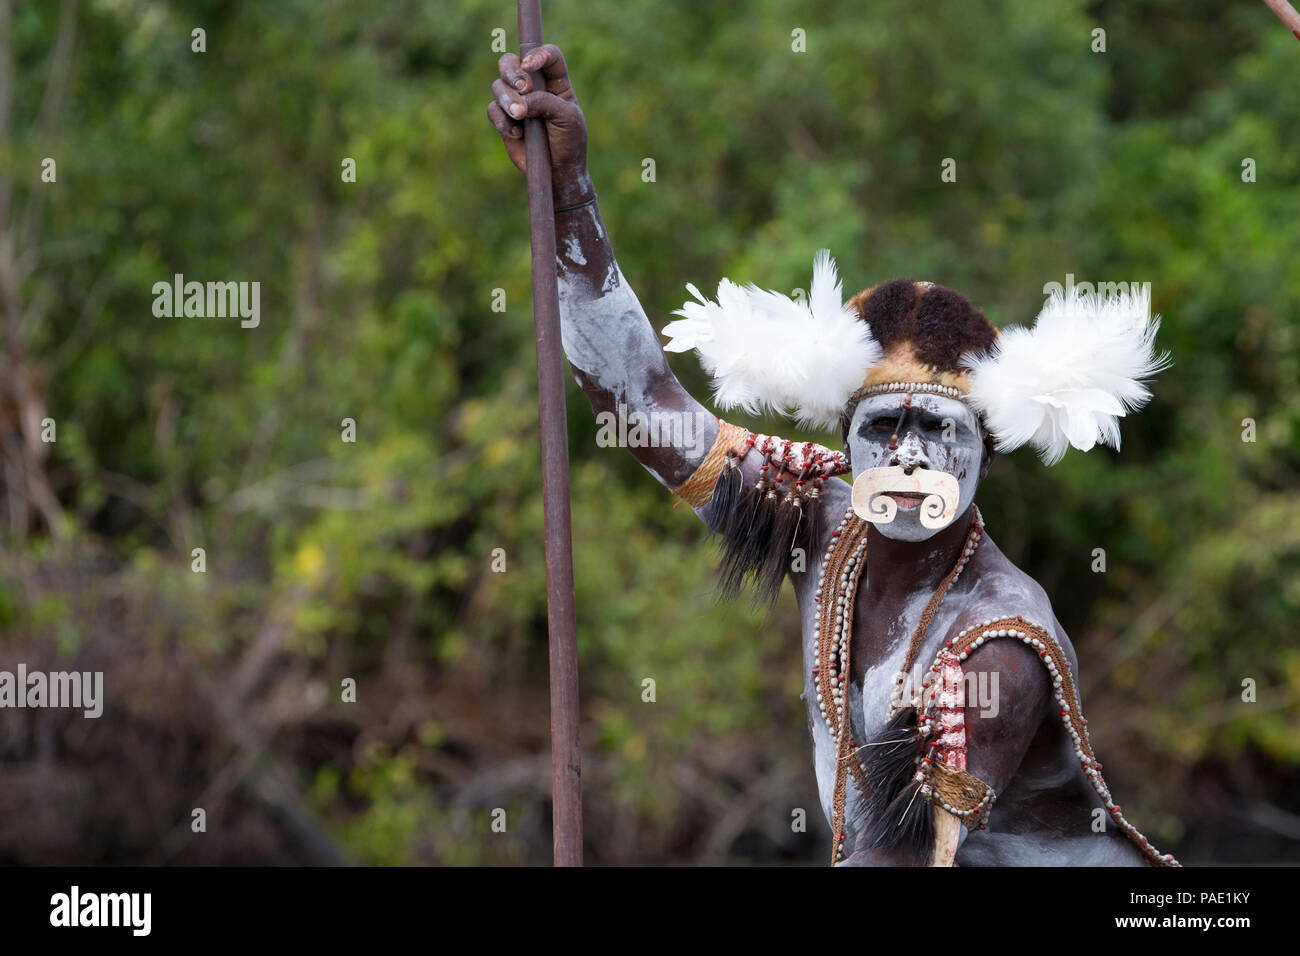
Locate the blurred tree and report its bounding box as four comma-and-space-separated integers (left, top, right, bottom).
0, 0, 1294, 864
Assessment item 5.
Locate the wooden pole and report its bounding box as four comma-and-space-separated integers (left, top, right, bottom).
1262, 0, 1300, 40
516, 0, 583, 867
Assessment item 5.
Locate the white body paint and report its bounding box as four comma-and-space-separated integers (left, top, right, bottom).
543, 195, 1147, 866
555, 204, 718, 486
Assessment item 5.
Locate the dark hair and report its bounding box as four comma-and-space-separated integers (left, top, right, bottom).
851, 279, 998, 373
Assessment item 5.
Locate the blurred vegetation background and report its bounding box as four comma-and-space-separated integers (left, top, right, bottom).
0, 0, 1296, 865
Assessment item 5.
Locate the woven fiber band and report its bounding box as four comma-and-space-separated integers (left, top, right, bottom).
929, 760, 996, 827
671, 419, 750, 507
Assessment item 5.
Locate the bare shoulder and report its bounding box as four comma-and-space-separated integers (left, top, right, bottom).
818, 473, 852, 522
955, 530, 1078, 662
928, 531, 1072, 790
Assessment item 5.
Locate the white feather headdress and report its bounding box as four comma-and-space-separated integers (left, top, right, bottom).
963, 286, 1170, 464
663, 254, 1169, 464
661, 249, 880, 431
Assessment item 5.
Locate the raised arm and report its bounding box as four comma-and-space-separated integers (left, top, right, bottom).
487, 44, 718, 492
488, 45, 850, 603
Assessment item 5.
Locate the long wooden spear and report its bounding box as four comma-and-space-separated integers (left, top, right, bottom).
516, 0, 583, 867
1261, 0, 1300, 40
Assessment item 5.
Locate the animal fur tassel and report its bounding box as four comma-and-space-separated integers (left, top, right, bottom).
854, 651, 974, 865
704, 435, 848, 606
854, 705, 935, 863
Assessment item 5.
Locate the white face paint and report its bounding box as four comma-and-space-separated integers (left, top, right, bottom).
846, 393, 986, 542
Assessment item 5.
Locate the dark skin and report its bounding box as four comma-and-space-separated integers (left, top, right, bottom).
489, 46, 1146, 865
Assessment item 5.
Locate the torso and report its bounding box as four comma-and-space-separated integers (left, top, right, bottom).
793, 479, 1147, 865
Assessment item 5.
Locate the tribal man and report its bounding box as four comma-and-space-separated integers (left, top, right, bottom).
488, 44, 1177, 866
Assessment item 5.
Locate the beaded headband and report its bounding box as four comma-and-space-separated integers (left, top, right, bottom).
848, 381, 967, 404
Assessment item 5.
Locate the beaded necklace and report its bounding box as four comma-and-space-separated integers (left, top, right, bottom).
812, 502, 984, 863
811, 503, 1180, 867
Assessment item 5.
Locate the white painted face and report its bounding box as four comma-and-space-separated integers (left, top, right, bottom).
847, 392, 987, 541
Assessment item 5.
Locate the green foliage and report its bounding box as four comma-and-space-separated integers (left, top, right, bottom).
1, 0, 1296, 863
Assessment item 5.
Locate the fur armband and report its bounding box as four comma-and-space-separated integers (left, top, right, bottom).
679, 423, 850, 605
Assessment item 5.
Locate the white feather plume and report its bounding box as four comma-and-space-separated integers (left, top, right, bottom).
964, 285, 1170, 465
661, 249, 880, 430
